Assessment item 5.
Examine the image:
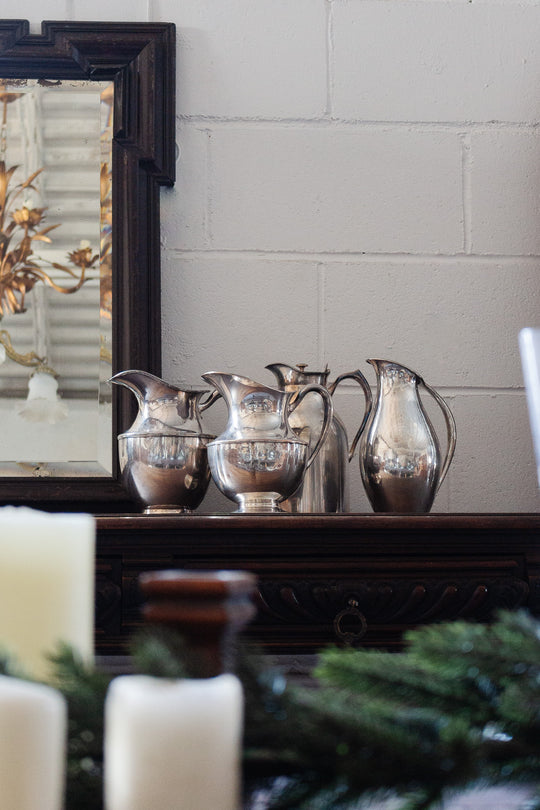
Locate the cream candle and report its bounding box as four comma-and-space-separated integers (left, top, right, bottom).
104, 674, 243, 810
0, 506, 95, 680
0, 675, 67, 810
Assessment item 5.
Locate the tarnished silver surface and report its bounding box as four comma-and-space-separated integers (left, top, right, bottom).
118, 433, 213, 513
266, 363, 372, 512
359, 359, 457, 514
110, 370, 218, 512
202, 372, 333, 513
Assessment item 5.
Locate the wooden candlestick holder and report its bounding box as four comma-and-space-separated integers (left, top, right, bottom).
138, 569, 257, 678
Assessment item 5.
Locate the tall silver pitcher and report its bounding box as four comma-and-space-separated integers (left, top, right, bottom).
266, 363, 372, 512
359, 360, 457, 513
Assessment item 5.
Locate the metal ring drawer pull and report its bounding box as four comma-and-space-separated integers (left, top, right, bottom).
333, 598, 367, 644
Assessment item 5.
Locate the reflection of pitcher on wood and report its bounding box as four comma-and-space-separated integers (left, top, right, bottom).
359, 360, 457, 513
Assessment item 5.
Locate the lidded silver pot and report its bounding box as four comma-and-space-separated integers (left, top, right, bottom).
266, 363, 373, 512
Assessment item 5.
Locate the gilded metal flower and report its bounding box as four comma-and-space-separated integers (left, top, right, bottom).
11, 206, 46, 228
0, 160, 91, 316
0, 84, 100, 383
67, 244, 99, 270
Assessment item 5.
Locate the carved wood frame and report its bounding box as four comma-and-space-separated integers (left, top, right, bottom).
0, 20, 175, 510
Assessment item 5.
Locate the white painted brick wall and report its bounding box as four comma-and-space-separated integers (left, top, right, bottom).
207, 127, 463, 253
322, 259, 540, 388
171, 0, 328, 119
471, 130, 540, 254
332, 2, 540, 123
11, 0, 540, 512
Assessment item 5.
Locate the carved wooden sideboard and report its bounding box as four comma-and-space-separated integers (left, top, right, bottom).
95, 513, 540, 657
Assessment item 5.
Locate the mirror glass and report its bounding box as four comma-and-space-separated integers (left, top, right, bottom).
0, 79, 113, 477
0, 20, 175, 509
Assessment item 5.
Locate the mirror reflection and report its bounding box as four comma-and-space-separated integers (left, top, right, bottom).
0, 79, 112, 477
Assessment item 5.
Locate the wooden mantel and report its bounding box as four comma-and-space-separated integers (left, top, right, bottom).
94, 513, 540, 656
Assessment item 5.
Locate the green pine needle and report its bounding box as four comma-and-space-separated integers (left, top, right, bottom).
48, 644, 112, 810
243, 611, 540, 807
130, 627, 190, 679
315, 647, 492, 725
2, 609, 540, 810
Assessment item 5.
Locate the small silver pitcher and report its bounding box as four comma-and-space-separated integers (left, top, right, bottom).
266, 363, 372, 512
110, 370, 218, 513
202, 372, 333, 513
359, 360, 457, 513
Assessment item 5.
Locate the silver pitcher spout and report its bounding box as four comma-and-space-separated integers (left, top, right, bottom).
201, 371, 286, 440
266, 362, 372, 513
359, 359, 457, 513
110, 369, 218, 434
202, 371, 333, 513
109, 370, 218, 514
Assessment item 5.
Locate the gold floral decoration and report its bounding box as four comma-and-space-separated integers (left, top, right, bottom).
0, 83, 99, 319
0, 164, 98, 317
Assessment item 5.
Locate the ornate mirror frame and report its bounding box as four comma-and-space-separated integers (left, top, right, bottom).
0, 20, 175, 511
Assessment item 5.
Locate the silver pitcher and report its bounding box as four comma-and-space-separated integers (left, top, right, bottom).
110, 370, 218, 513
266, 363, 372, 512
359, 359, 457, 513
202, 372, 333, 513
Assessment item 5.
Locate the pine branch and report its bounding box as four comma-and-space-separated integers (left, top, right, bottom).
405, 611, 540, 688
315, 647, 492, 725
243, 612, 540, 808
48, 644, 112, 810
1, 610, 535, 810
129, 627, 190, 679
0, 646, 32, 680
0, 650, 14, 676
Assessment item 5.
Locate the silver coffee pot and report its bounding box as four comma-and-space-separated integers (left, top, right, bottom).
110, 370, 218, 513
266, 363, 373, 512
202, 371, 333, 513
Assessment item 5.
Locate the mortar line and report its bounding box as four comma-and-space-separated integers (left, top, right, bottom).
325, 0, 334, 119
318, 262, 326, 368
179, 116, 540, 132
165, 248, 540, 264
204, 129, 213, 246
333, 385, 526, 395
461, 131, 473, 254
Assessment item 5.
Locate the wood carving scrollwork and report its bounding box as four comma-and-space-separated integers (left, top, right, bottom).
256, 577, 530, 645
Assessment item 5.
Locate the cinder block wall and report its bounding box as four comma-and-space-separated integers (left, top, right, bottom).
16, 0, 540, 512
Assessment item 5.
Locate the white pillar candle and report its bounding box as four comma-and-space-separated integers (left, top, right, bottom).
519, 327, 540, 485
0, 506, 95, 680
0, 675, 67, 810
104, 674, 243, 810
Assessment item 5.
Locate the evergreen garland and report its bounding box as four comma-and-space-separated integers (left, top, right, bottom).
3, 609, 540, 809
240, 609, 540, 809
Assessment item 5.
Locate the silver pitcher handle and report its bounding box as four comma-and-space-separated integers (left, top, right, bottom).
328, 370, 373, 462
199, 389, 221, 411
419, 378, 457, 493
290, 384, 334, 471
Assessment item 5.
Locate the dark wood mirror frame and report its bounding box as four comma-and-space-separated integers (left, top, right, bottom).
0, 20, 175, 511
